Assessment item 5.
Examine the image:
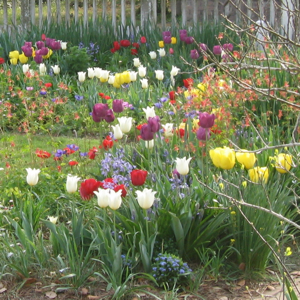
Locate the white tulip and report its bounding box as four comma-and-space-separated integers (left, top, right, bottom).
22, 64, 30, 74
108, 189, 123, 210
149, 51, 157, 59
100, 70, 110, 81
112, 124, 123, 139
162, 123, 174, 137
118, 117, 133, 133
133, 57, 141, 67
138, 65, 147, 77
140, 78, 148, 89
136, 188, 157, 209
39, 63, 47, 75
26, 168, 41, 186
155, 70, 164, 81
87, 68, 95, 79
48, 216, 58, 224
51, 65, 60, 75
145, 139, 155, 149
66, 174, 81, 193
175, 157, 192, 175
78, 71, 86, 82
157, 48, 166, 57
170, 66, 180, 77
93, 67, 102, 78
143, 106, 156, 120
129, 71, 138, 82
60, 41, 67, 50
94, 188, 111, 208
108, 75, 115, 84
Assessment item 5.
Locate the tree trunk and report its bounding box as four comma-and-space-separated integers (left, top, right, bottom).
21, 0, 31, 30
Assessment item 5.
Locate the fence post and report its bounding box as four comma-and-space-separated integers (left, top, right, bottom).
21, 0, 31, 30
281, 0, 295, 40
141, 0, 154, 29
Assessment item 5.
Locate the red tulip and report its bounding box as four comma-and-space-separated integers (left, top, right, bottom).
114, 184, 127, 197
80, 178, 103, 200
131, 169, 148, 186
183, 78, 194, 88
113, 41, 121, 50
120, 39, 131, 47
102, 136, 113, 150
140, 36, 147, 44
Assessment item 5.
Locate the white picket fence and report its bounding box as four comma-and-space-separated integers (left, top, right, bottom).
0, 0, 297, 37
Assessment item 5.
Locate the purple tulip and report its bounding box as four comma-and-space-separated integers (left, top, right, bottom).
140, 124, 154, 141
104, 109, 115, 123
223, 43, 234, 52
34, 54, 43, 64
36, 41, 45, 49
199, 43, 207, 51
24, 42, 32, 48
112, 99, 124, 113
40, 47, 49, 56
179, 29, 187, 36
148, 116, 161, 133
21, 46, 33, 57
51, 40, 61, 50
92, 103, 109, 122
162, 31, 171, 37
179, 30, 188, 42
45, 38, 55, 47
184, 36, 194, 44
190, 49, 199, 60
213, 45, 222, 55
163, 36, 172, 44
199, 112, 216, 128
196, 127, 210, 141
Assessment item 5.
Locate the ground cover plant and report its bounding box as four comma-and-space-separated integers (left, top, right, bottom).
0, 8, 300, 300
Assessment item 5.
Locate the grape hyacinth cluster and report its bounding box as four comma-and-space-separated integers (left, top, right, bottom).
152, 253, 192, 288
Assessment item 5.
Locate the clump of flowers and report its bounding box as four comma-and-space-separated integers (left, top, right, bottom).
152, 253, 192, 288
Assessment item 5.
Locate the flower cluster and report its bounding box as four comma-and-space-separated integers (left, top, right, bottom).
152, 253, 192, 288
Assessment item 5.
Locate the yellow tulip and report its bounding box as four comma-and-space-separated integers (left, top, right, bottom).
120, 71, 131, 84
248, 167, 269, 183
159, 41, 164, 48
10, 58, 18, 65
209, 147, 236, 170
275, 153, 293, 173
19, 52, 29, 64
236, 150, 256, 169
9, 50, 19, 59
171, 37, 177, 44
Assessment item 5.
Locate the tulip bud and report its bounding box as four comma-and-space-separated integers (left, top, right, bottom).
149, 51, 157, 59
39, 63, 47, 75
66, 174, 81, 193
190, 49, 199, 60
213, 45, 222, 55
138, 65, 147, 77
78, 71, 86, 82
155, 70, 164, 80
87, 68, 95, 79
140, 78, 148, 89
157, 48, 166, 57
175, 157, 192, 175
133, 57, 141, 67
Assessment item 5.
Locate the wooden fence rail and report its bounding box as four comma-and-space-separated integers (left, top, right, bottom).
0, 0, 298, 37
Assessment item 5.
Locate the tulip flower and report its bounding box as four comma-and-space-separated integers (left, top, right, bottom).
104, 109, 115, 123
22, 64, 30, 74
136, 188, 157, 209
143, 106, 156, 120
100, 70, 110, 82
94, 67, 102, 78
112, 99, 124, 113
118, 116, 133, 133
158, 41, 164, 48
51, 65, 60, 75
87, 68, 95, 79
108, 75, 115, 85
148, 116, 161, 133
131, 169, 148, 186
209, 147, 235, 170
199, 112, 216, 128
26, 168, 41, 186
170, 66, 180, 77
80, 178, 103, 200
213, 45, 222, 55
129, 71, 138, 81
108, 189, 123, 210
190, 49, 199, 60
275, 153, 293, 174
39, 63, 47, 75
133, 57, 141, 67
196, 127, 210, 141
140, 78, 149, 89
112, 124, 123, 140
138, 65, 147, 77
19, 53, 29, 64
140, 124, 154, 141
66, 174, 81, 193
175, 157, 192, 175
223, 43, 234, 52
145, 139, 155, 149
248, 167, 269, 183
155, 70, 164, 80
162, 123, 174, 137
92, 103, 109, 122
60, 41, 67, 50
78, 71, 86, 82
48, 216, 58, 224
157, 48, 166, 57
94, 188, 110, 208
236, 150, 257, 170
149, 51, 157, 59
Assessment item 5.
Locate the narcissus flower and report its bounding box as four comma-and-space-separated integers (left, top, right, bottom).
236, 150, 257, 169
175, 157, 192, 175
136, 188, 157, 209
275, 153, 293, 174
26, 168, 41, 186
248, 167, 269, 183
66, 174, 81, 193
209, 147, 235, 170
